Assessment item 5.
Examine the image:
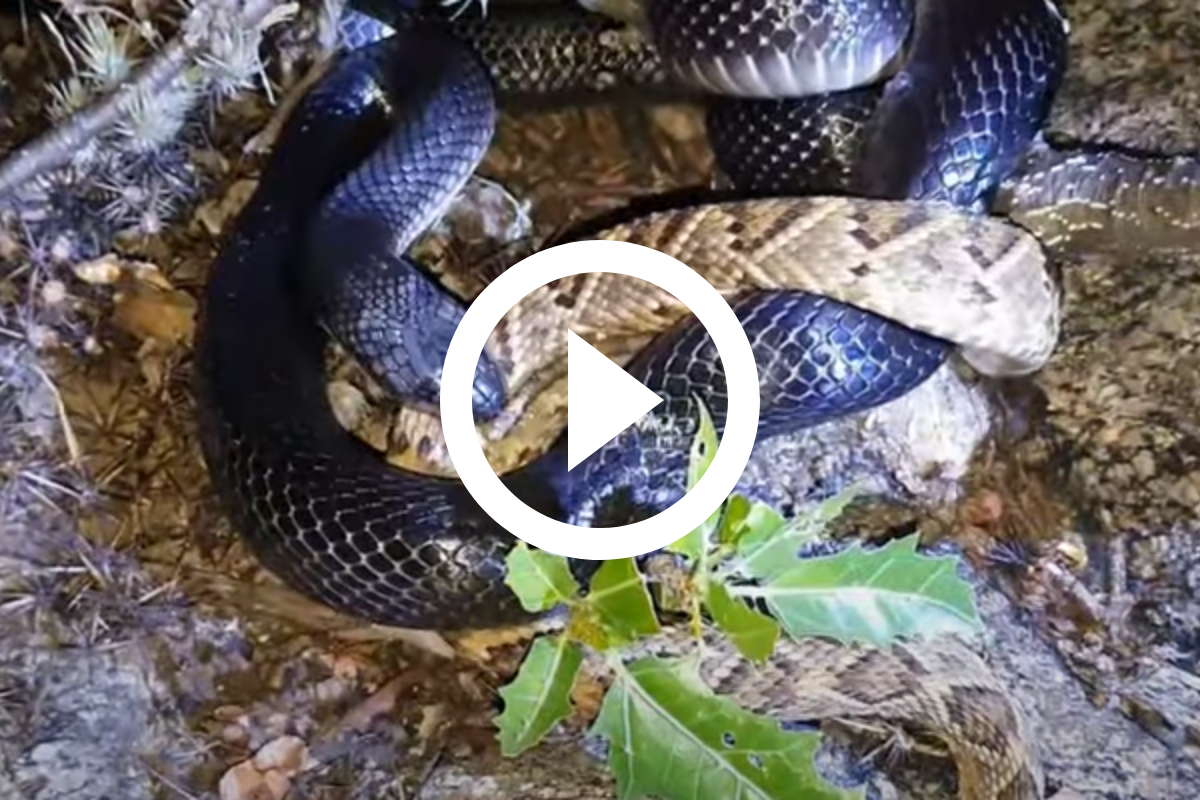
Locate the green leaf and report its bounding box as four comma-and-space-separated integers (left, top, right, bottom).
704, 581, 779, 664
740, 534, 982, 647
504, 542, 580, 612
686, 399, 719, 491
586, 558, 661, 646
495, 635, 585, 756
730, 487, 862, 582
590, 655, 861, 800
718, 495, 786, 548
668, 401, 722, 561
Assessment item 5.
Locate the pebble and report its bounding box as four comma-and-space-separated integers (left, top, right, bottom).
218, 736, 315, 800
222, 724, 248, 745
251, 736, 310, 774
263, 712, 290, 739
39, 280, 66, 306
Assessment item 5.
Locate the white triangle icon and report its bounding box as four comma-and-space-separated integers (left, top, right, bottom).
567, 329, 664, 471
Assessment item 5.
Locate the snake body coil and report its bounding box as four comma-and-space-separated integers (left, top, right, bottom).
195, 2, 1075, 796
197, 0, 1066, 629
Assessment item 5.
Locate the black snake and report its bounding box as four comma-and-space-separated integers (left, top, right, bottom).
193, 0, 1190, 637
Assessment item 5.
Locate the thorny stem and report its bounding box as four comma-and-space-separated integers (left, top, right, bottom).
0, 0, 293, 197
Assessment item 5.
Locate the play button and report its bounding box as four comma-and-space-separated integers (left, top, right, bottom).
439, 238, 760, 561
566, 329, 664, 470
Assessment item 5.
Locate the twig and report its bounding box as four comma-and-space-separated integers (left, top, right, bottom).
242, 55, 330, 155
29, 360, 81, 467
0, 0, 292, 197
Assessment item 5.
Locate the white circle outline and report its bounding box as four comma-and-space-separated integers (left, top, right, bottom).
440, 240, 760, 561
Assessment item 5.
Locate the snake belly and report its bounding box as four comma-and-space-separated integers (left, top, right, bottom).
192, 1, 1065, 797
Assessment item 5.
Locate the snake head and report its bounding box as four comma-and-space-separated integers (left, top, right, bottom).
468, 352, 506, 420
382, 331, 506, 421
404, 302, 507, 421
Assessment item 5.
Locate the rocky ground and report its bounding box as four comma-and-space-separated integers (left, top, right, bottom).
1, 0, 1199, 799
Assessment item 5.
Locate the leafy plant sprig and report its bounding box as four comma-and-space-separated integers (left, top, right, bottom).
495, 403, 983, 800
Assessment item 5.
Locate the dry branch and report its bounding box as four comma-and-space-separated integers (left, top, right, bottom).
0, 0, 294, 197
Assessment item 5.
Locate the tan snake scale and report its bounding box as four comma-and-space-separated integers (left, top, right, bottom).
693, 632, 1043, 800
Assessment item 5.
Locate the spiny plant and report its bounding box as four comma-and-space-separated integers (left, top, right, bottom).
40, 6, 187, 158
495, 406, 986, 799
7, 0, 280, 255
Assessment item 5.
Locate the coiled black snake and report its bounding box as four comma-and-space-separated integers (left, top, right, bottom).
191, 2, 1179, 796
196, 0, 1068, 629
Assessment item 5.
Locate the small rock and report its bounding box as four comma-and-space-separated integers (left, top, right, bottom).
312, 676, 349, 704
218, 760, 280, 800
40, 279, 67, 305
73, 254, 124, 285
219, 736, 316, 800
1168, 476, 1200, 506
0, 227, 20, 260
417, 704, 447, 741
252, 735, 311, 775
262, 770, 291, 799
1148, 306, 1189, 337
26, 324, 59, 350
1131, 450, 1156, 480
213, 705, 247, 722
222, 724, 248, 745
49, 233, 76, 264
262, 714, 291, 740
1048, 789, 1086, 800
330, 652, 365, 681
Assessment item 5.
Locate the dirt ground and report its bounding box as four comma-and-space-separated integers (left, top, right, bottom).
2, 0, 1200, 799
